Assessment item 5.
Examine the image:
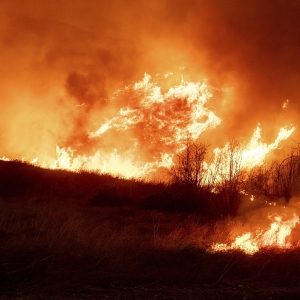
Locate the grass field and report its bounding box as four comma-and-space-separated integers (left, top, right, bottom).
1, 160, 300, 299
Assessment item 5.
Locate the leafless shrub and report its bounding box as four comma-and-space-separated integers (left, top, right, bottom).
273, 147, 300, 203
245, 145, 300, 204
245, 161, 278, 197
207, 139, 245, 216
168, 139, 244, 216
169, 139, 209, 189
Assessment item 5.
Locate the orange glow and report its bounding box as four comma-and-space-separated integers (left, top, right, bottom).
283, 99, 289, 110
211, 214, 299, 255
241, 125, 295, 170
0, 73, 295, 180
0, 1, 299, 260
203, 124, 294, 185
45, 73, 222, 178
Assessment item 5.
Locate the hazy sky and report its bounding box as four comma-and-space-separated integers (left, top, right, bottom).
1, 0, 299, 160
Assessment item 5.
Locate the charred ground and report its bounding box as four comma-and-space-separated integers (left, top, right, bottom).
1, 160, 300, 299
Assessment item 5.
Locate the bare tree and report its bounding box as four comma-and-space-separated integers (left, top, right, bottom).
211, 139, 245, 215
215, 139, 244, 193
244, 145, 300, 204
169, 139, 209, 189
244, 162, 277, 197
273, 148, 300, 203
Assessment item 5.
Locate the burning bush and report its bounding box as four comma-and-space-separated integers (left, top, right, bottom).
168, 139, 244, 216
245, 144, 300, 204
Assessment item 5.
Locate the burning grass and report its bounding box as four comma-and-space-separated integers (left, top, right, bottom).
1, 160, 300, 297
2, 196, 300, 294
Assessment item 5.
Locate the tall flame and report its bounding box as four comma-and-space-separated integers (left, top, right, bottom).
0, 73, 296, 179
54, 73, 222, 177
203, 124, 295, 185
90, 73, 221, 143
241, 125, 294, 170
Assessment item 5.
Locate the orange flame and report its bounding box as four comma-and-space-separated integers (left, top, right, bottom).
52, 75, 295, 179
211, 214, 299, 255
90, 73, 221, 143
53, 73, 222, 178
203, 124, 295, 185
241, 124, 295, 169
0, 73, 296, 180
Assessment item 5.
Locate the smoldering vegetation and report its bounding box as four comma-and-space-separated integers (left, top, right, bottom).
1, 149, 300, 297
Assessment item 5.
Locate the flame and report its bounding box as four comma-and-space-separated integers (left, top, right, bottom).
53, 75, 294, 179
283, 99, 289, 110
52, 146, 155, 178
0, 73, 296, 180
53, 73, 222, 178
50, 123, 294, 180
90, 73, 221, 142
211, 214, 299, 255
0, 156, 11, 162
203, 124, 295, 185
241, 124, 295, 170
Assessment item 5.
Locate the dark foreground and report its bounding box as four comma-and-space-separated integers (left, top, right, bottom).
1, 161, 300, 299
2, 284, 300, 299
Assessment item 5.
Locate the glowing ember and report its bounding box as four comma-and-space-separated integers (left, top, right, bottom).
283, 99, 289, 110
211, 214, 299, 255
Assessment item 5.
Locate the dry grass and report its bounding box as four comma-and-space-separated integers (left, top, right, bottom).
1, 195, 300, 295
1, 160, 300, 296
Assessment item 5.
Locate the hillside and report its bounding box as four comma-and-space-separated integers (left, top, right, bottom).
1, 160, 300, 299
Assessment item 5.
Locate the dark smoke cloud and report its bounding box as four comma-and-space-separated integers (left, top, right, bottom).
65, 71, 107, 107
0, 0, 300, 160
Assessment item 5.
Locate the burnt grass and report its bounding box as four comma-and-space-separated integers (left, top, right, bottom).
1, 160, 300, 299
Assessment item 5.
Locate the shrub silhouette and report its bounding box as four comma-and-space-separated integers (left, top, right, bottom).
142, 183, 200, 213
168, 139, 244, 217
245, 145, 300, 204
90, 185, 128, 206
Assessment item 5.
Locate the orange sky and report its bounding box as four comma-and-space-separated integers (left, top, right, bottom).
0, 0, 299, 161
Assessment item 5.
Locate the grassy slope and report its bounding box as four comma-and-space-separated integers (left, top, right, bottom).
1, 160, 300, 298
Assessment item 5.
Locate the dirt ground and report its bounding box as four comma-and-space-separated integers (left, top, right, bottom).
2, 284, 300, 300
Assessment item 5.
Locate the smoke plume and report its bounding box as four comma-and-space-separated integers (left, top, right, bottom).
0, 0, 299, 163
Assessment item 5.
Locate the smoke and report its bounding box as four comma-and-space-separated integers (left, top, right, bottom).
184, 0, 300, 141
0, 0, 299, 161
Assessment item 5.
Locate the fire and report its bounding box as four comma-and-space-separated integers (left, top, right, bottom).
241, 124, 295, 170
211, 214, 299, 255
0, 156, 11, 162
52, 146, 155, 178
52, 73, 222, 178
90, 73, 221, 143
203, 124, 295, 185
1, 71, 299, 255
283, 99, 289, 110
51, 74, 294, 179
0, 73, 296, 180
